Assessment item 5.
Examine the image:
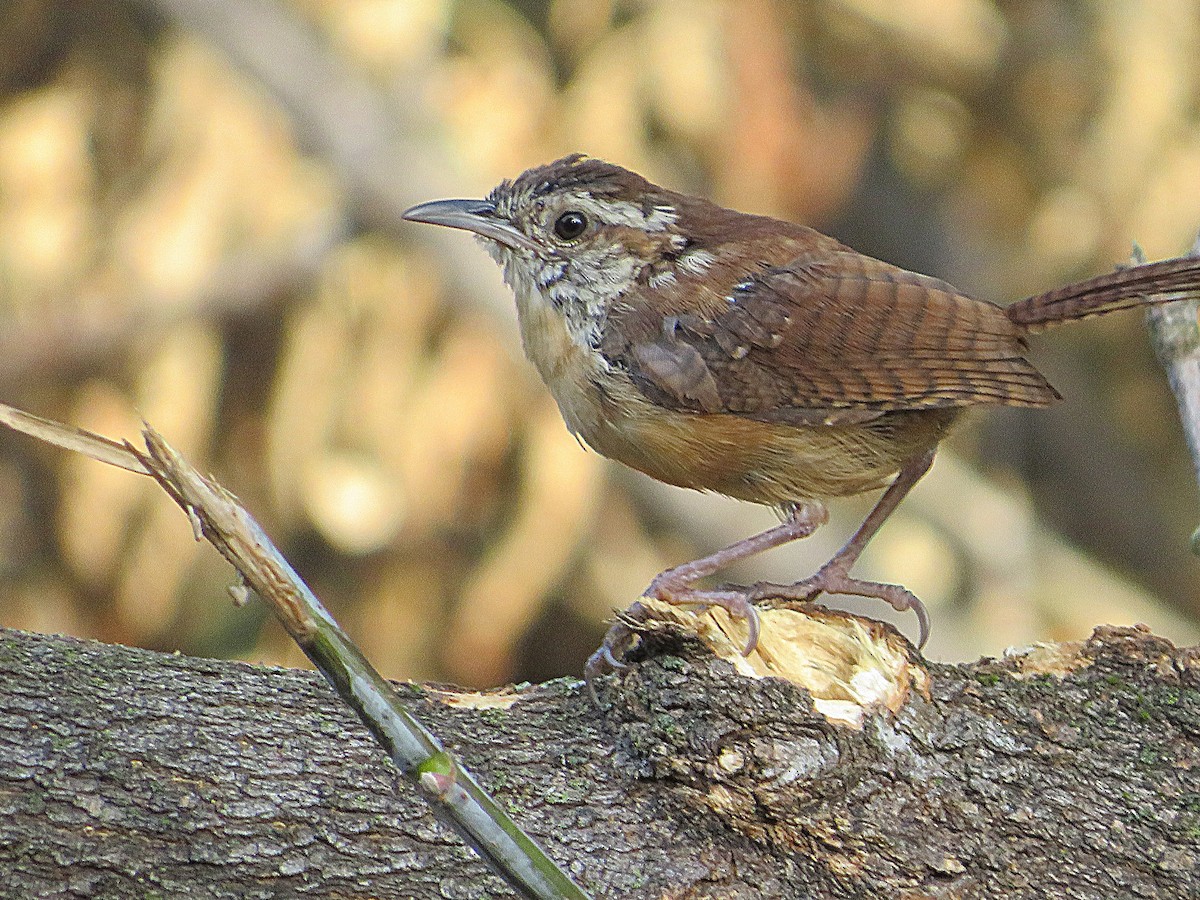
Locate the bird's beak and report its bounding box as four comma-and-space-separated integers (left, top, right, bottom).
402, 198, 539, 252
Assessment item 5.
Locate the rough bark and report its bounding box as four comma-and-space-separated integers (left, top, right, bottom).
1, 618, 1197, 899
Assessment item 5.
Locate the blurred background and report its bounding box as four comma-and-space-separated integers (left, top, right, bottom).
0, 0, 1198, 687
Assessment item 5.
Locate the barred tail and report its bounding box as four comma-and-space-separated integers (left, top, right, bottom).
1005, 256, 1200, 333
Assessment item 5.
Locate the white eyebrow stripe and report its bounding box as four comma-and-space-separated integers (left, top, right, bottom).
567, 196, 678, 231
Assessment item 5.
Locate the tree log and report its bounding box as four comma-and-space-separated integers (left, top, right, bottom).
1, 607, 1197, 898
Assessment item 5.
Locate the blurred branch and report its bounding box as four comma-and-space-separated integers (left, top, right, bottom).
141, 0, 424, 231
0, 401, 588, 900
139, 0, 515, 322
0, 223, 338, 388
1138, 236, 1200, 553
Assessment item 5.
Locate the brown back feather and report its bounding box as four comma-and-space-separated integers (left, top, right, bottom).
611, 245, 1063, 421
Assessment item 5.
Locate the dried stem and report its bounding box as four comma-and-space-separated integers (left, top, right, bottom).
0, 401, 590, 900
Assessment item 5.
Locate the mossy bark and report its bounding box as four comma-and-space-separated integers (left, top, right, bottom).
0, 623, 1196, 898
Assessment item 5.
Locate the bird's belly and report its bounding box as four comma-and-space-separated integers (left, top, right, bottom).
551, 368, 956, 505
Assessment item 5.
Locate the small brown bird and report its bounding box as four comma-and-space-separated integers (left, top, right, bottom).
404, 154, 1200, 660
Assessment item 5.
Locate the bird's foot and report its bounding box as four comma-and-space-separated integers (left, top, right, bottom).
584, 601, 647, 686
583, 579, 764, 695
748, 563, 930, 648
646, 574, 762, 656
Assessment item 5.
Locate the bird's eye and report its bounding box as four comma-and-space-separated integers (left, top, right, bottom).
553, 211, 588, 240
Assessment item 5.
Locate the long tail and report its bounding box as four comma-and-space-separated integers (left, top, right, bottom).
1005, 255, 1200, 333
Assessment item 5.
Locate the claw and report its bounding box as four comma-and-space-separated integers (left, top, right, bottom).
583, 642, 624, 706
914, 600, 930, 650
596, 642, 628, 671
584, 668, 603, 707
877, 584, 930, 650
583, 604, 651, 703
750, 569, 931, 651
739, 602, 761, 656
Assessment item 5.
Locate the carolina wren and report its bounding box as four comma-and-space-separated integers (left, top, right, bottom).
404, 154, 1200, 658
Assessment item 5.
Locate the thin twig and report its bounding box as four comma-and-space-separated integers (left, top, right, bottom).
1138, 237, 1200, 553
0, 401, 590, 900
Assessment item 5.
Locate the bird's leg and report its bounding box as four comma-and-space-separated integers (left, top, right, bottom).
748, 448, 937, 647
586, 451, 937, 685
646, 499, 830, 652
587, 501, 829, 678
